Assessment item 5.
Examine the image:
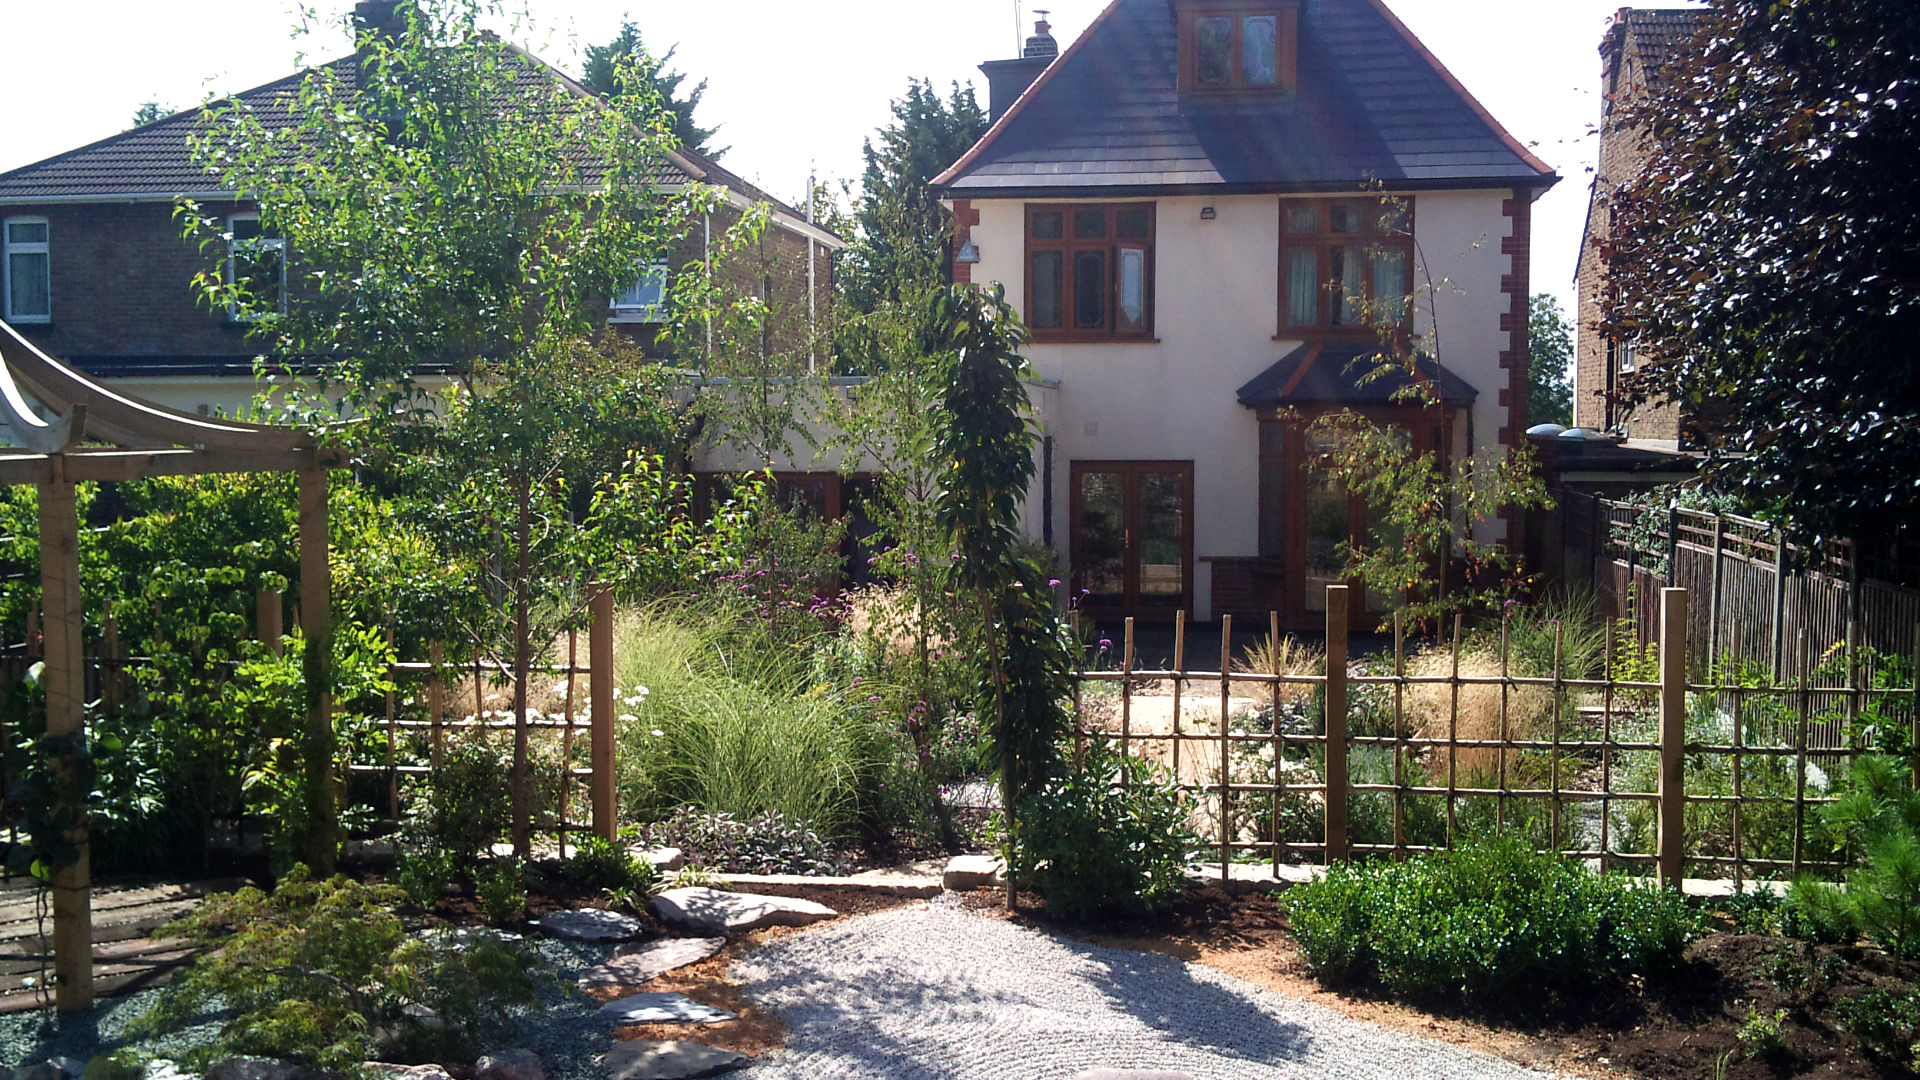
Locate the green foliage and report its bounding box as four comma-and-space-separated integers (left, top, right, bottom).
82, 1050, 148, 1080
843, 80, 988, 314
1837, 987, 1920, 1069
579, 21, 724, 158
642, 806, 848, 877
405, 735, 511, 860
1793, 754, 1920, 957
475, 859, 527, 924
1008, 744, 1199, 921
1736, 1006, 1791, 1057
1527, 294, 1573, 427
1282, 835, 1705, 998
131, 868, 547, 1070
392, 846, 457, 910
564, 835, 658, 892
1603, 0, 1920, 543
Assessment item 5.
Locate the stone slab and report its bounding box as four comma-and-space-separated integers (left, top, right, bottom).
604, 1041, 748, 1080
652, 888, 836, 934
531, 908, 644, 941
365, 1066, 452, 1080
473, 1049, 544, 1080
633, 847, 686, 873
599, 992, 737, 1025
941, 855, 1003, 891
582, 937, 726, 988
712, 872, 940, 898
1072, 1072, 1195, 1080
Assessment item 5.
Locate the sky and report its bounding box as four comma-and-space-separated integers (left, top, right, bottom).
0, 0, 1707, 319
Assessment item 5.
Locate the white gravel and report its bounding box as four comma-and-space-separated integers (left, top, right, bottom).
733, 897, 1567, 1080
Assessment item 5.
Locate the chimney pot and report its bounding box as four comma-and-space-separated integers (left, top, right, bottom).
1024, 11, 1059, 60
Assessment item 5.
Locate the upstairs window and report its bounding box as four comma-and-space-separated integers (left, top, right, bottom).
3, 217, 50, 324
226, 213, 286, 321
1026, 204, 1155, 341
1180, 1, 1298, 93
1280, 198, 1413, 335
610, 261, 670, 323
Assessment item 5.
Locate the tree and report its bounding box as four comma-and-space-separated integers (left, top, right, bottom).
580, 21, 724, 159
1602, 0, 1920, 546
182, 0, 713, 855
1527, 293, 1573, 427
841, 80, 987, 318
129, 101, 171, 128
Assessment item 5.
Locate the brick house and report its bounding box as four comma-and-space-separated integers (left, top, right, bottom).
0, 8, 840, 418
935, 0, 1556, 628
1572, 7, 1710, 447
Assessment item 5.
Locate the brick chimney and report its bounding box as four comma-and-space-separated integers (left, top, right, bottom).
352, 0, 409, 43
980, 13, 1060, 123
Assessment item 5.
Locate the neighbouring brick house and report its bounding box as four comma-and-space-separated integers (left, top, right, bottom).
0, 5, 840, 418
936, 0, 1556, 628
1573, 7, 1710, 447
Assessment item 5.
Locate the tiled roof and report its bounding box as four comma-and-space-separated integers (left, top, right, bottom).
1236, 341, 1478, 408
1620, 8, 1710, 77
0, 49, 771, 209
939, 0, 1556, 196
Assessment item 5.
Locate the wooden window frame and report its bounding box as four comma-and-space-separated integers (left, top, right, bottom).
1024, 203, 1157, 343
1277, 196, 1416, 340
1069, 459, 1196, 622
3, 216, 51, 325
1177, 1, 1299, 94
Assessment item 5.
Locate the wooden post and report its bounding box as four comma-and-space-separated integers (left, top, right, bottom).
1658, 587, 1689, 889
257, 587, 284, 657
1708, 515, 1725, 667
1323, 586, 1350, 863
590, 587, 616, 842
1770, 526, 1789, 682
1217, 615, 1232, 882
428, 641, 446, 771
298, 467, 336, 875
38, 479, 92, 1011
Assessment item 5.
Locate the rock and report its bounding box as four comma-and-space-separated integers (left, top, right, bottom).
531, 908, 645, 941
941, 854, 1004, 891
343, 838, 398, 865
13, 1058, 85, 1080
633, 846, 686, 873
598, 991, 737, 1025
581, 937, 725, 987
1071, 1072, 1195, 1080
603, 1041, 748, 1080
473, 1049, 544, 1080
651, 888, 836, 934
363, 1067, 451, 1080
141, 1064, 194, 1080
416, 926, 524, 948
203, 1061, 305, 1080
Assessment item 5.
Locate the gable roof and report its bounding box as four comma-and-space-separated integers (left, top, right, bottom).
936, 0, 1557, 197
1236, 341, 1477, 408
1612, 7, 1711, 81
0, 47, 840, 246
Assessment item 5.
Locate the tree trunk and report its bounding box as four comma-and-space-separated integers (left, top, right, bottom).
511, 471, 533, 857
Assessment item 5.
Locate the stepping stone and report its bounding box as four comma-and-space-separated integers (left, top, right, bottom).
652, 887, 837, 934
416, 926, 523, 948
598, 992, 737, 1025
581, 937, 726, 988
473, 1049, 544, 1080
941, 854, 1003, 891
604, 1041, 748, 1080
1072, 1073, 1195, 1080
365, 1067, 452, 1080
532, 908, 645, 941
633, 846, 686, 872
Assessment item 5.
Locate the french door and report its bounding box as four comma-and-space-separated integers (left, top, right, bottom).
1071, 461, 1194, 621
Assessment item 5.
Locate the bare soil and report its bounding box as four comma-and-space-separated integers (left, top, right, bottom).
962, 886, 1918, 1080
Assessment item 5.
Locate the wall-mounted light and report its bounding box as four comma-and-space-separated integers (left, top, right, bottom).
956, 241, 981, 264
1200, 206, 1217, 220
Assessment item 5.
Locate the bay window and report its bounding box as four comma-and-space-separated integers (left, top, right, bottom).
1025, 203, 1155, 340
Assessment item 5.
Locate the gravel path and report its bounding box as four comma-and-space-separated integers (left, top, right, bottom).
733, 897, 1567, 1080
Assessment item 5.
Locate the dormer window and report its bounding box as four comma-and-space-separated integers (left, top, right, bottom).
1180, 1, 1298, 93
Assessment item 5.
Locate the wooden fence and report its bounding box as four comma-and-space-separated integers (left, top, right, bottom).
1557, 493, 1920, 681
1074, 586, 1920, 885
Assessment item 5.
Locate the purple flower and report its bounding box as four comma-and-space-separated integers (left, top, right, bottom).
1048, 578, 1061, 587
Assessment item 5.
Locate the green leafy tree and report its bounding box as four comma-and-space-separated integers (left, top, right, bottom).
180, 0, 709, 854
1602, 0, 1920, 545
129, 101, 171, 128
580, 20, 724, 159
1528, 293, 1573, 427
842, 80, 987, 317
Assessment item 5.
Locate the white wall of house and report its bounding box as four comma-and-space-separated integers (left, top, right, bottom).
964, 188, 1522, 620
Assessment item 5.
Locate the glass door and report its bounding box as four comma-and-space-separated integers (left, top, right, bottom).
1071, 461, 1193, 620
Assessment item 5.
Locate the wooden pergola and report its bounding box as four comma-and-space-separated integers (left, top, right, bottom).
0, 320, 337, 1011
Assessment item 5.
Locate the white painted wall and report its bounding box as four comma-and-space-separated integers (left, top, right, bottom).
965, 188, 1523, 619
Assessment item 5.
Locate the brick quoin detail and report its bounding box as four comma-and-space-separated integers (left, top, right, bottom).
1498, 190, 1533, 550
951, 199, 981, 285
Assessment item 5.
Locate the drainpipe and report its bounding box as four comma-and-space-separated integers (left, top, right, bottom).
703, 210, 713, 362
807, 168, 817, 375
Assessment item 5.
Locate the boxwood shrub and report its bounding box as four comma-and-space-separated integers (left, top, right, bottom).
1282, 835, 1705, 998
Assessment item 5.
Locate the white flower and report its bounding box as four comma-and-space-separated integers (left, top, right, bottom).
619, 714, 639, 723
650, 729, 665, 737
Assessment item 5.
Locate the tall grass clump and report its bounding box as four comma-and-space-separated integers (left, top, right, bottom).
1283, 834, 1705, 999
612, 603, 888, 839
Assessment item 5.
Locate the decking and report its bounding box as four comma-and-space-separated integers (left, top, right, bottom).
0, 877, 236, 1013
